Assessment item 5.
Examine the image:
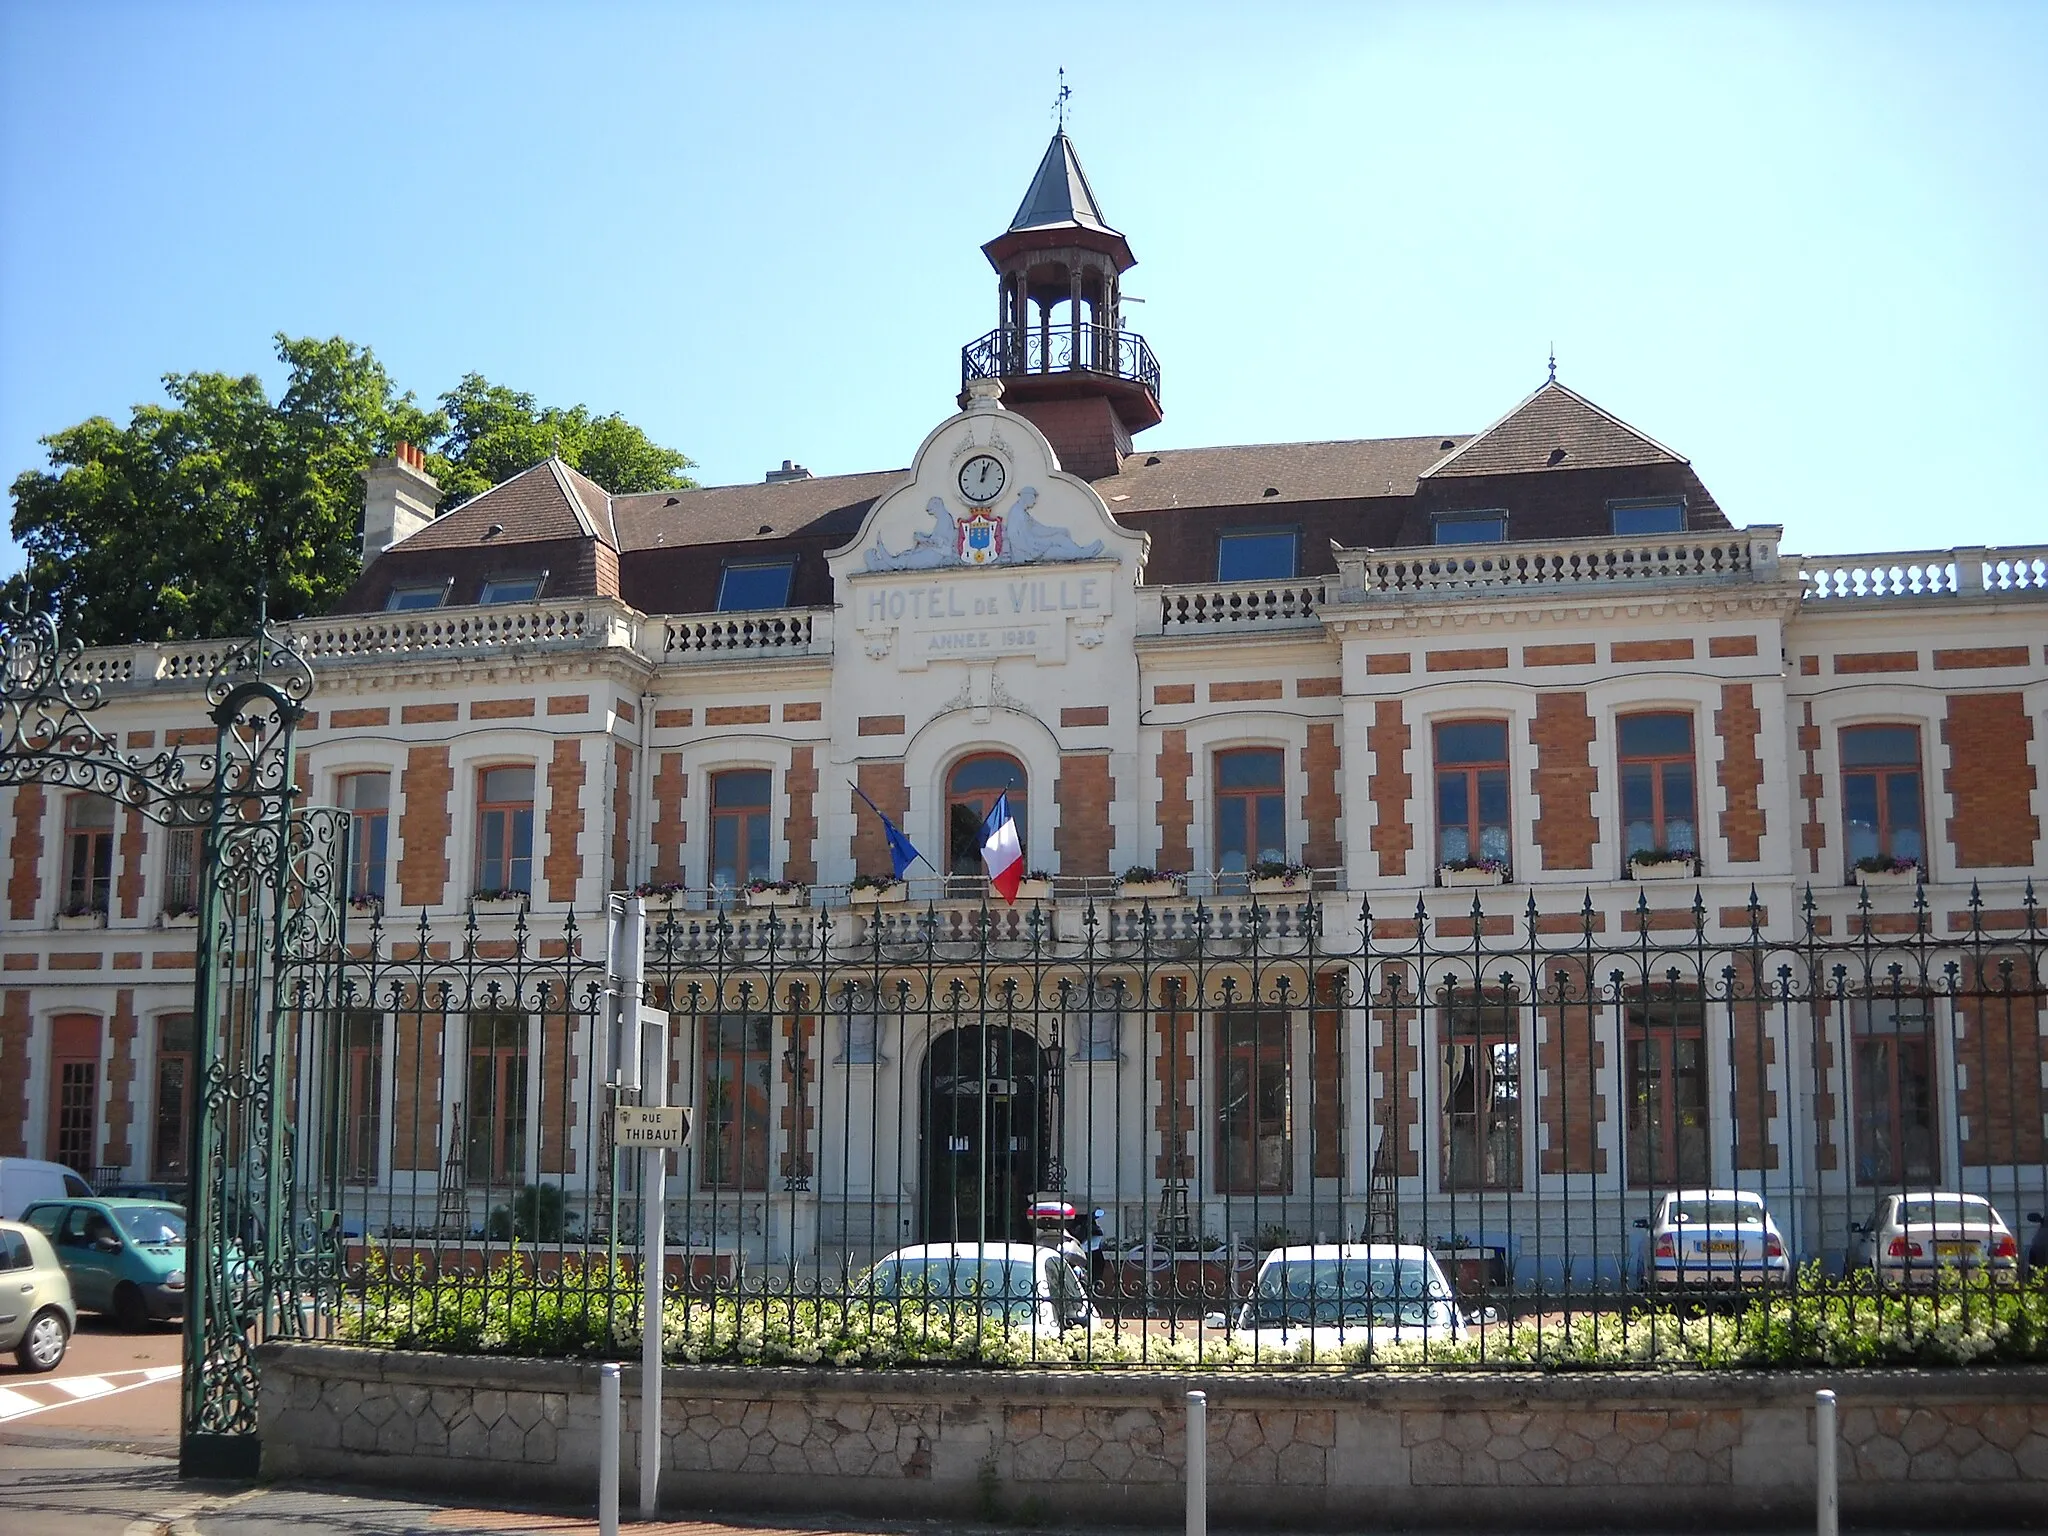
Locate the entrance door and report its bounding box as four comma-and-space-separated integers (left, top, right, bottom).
47, 1014, 102, 1178
920, 1026, 1044, 1243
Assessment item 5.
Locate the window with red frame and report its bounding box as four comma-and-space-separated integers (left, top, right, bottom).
1215, 748, 1286, 876
1617, 712, 1698, 860
1434, 721, 1511, 871
474, 766, 535, 896
1217, 1010, 1292, 1194
1841, 726, 1924, 870
63, 795, 115, 915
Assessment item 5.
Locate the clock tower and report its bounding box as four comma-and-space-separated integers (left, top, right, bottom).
960, 131, 1161, 480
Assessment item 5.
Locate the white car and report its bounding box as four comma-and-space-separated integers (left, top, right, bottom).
1634, 1189, 1791, 1290
1212, 1244, 1470, 1357
860, 1242, 1097, 1336
1850, 1192, 2019, 1288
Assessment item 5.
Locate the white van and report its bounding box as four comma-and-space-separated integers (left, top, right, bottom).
0, 1158, 94, 1221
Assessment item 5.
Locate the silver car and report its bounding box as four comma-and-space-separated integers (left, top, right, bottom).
1635, 1189, 1791, 1290
1215, 1244, 1471, 1357
0, 1218, 76, 1372
1850, 1192, 2019, 1288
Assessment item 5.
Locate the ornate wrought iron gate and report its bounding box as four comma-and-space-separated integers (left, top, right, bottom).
0, 605, 346, 1476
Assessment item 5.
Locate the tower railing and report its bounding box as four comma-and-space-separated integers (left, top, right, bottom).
961, 323, 1161, 402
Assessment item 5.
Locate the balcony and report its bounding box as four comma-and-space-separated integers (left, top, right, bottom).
960, 324, 1161, 423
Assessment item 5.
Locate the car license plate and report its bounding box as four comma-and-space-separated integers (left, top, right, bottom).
1703, 1240, 1739, 1254
1935, 1241, 1973, 1259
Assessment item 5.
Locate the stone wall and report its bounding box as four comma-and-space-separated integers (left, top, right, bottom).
258, 1345, 2048, 1526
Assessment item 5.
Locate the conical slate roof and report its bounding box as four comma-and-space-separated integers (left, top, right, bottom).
1009, 132, 1116, 235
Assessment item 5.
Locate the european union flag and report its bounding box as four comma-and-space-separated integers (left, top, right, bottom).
850, 781, 927, 880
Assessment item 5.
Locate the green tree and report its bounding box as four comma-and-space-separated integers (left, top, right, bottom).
6, 337, 694, 645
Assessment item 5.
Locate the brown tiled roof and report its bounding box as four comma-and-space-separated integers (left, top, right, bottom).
1097, 435, 1467, 512
388, 458, 612, 553
611, 469, 906, 553
1423, 381, 1684, 478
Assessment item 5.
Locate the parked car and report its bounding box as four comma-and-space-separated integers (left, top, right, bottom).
99, 1181, 186, 1207
21, 1198, 192, 1330
859, 1242, 1096, 1336
1211, 1244, 1471, 1356
2026, 1211, 2047, 1281
1849, 1192, 2019, 1288
0, 1219, 76, 1371
0, 1158, 93, 1221
1633, 1189, 1791, 1291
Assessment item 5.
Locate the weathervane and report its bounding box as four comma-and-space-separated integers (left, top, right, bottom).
1547, 342, 1557, 384
1053, 67, 1071, 130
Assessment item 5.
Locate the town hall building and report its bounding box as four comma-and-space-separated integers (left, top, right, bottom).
2, 132, 2043, 1287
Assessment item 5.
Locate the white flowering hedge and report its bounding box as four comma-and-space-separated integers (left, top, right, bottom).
337, 1257, 2048, 1371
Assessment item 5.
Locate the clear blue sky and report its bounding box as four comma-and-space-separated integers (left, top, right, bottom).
3, 2, 2043, 573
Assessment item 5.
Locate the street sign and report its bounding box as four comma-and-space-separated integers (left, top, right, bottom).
614, 1104, 691, 1147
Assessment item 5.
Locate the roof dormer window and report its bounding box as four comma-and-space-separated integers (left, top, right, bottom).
1216, 528, 1298, 582
1434, 511, 1507, 545
386, 582, 450, 612
1610, 499, 1686, 536
480, 574, 545, 605
717, 559, 796, 612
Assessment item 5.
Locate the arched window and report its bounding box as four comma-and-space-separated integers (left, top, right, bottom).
946, 754, 1028, 877
1215, 748, 1286, 874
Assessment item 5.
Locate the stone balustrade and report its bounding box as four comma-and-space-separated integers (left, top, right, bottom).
662, 607, 833, 660
1142, 579, 1327, 636
1798, 545, 2048, 601
1332, 527, 1785, 604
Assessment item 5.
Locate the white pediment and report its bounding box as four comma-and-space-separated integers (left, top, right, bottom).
827, 386, 1147, 583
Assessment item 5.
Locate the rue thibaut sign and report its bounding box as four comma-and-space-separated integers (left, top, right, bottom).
613, 1105, 692, 1148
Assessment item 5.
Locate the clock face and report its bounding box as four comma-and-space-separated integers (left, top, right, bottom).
958, 454, 1006, 504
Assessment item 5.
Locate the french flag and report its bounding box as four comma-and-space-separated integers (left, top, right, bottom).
980, 792, 1024, 905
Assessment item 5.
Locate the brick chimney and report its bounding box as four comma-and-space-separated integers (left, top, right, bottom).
361, 442, 439, 559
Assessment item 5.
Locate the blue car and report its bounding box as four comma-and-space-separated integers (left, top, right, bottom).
23, 1198, 193, 1330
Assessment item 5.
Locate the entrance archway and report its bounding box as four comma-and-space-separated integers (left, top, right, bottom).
919, 1025, 1047, 1243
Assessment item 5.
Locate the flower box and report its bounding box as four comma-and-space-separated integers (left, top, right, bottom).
1117, 880, 1182, 900
1250, 875, 1309, 895
848, 881, 907, 907
1855, 866, 1921, 889
472, 892, 528, 911
56, 911, 107, 930
1629, 857, 1696, 883
1013, 878, 1052, 902
1439, 865, 1505, 888
746, 886, 807, 910
160, 910, 199, 928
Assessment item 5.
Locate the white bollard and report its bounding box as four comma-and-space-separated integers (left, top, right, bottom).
1815, 1388, 1837, 1536
599, 1361, 621, 1536
1186, 1390, 1207, 1536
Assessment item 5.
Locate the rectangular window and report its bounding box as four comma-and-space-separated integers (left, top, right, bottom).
465, 1011, 528, 1184
1852, 997, 1937, 1186
710, 769, 773, 889
700, 1013, 772, 1191
63, 795, 116, 915
1611, 499, 1686, 535
1068, 984, 1124, 1062
475, 766, 535, 896
162, 825, 201, 916
479, 574, 543, 605
1216, 529, 1298, 582
386, 584, 447, 611
1434, 512, 1506, 545
1441, 990, 1521, 1191
340, 772, 390, 902
1214, 748, 1286, 875
152, 1013, 194, 1181
1841, 725, 1924, 868
1618, 712, 1697, 859
1218, 1010, 1292, 1194
1434, 720, 1511, 871
717, 560, 796, 611
343, 1011, 383, 1183
1624, 990, 1709, 1187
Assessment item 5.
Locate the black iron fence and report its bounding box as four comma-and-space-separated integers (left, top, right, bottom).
305, 884, 2047, 1368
